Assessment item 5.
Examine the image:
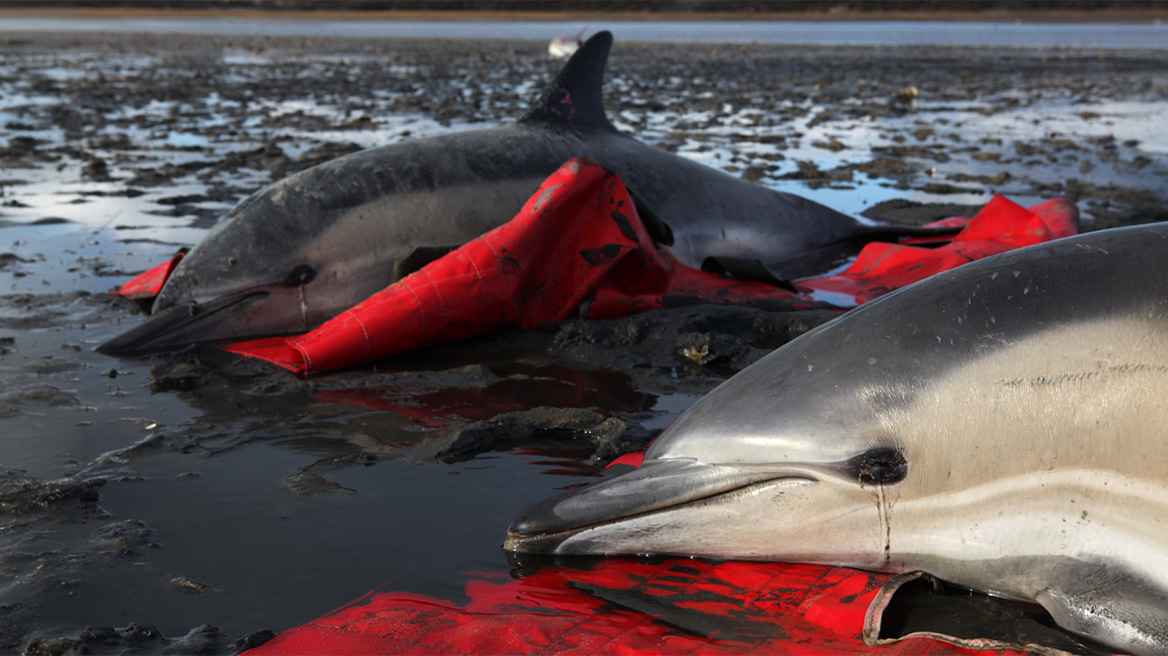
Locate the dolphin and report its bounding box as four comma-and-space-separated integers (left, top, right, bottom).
505, 222, 1168, 654
98, 31, 948, 356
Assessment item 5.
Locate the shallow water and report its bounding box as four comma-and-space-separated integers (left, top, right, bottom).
3, 17, 1168, 50
0, 29, 1165, 651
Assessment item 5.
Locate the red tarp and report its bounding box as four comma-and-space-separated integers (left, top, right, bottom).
113, 158, 1077, 374
116, 250, 184, 301
243, 558, 1031, 656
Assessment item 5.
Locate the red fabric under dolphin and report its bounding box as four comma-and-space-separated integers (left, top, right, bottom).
243, 558, 1027, 656
798, 195, 1077, 305
115, 251, 184, 301
114, 158, 1078, 374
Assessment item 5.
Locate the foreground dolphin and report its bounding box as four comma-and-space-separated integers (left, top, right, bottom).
506, 222, 1168, 653
99, 31, 945, 355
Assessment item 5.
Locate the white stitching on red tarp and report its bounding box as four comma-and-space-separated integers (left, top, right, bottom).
462, 243, 490, 305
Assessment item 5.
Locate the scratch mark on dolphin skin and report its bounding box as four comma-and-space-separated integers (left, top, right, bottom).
995, 363, 1168, 387
877, 483, 891, 567
1109, 362, 1168, 375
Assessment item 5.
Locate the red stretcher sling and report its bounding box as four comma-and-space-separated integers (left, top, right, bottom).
242, 558, 1033, 656
115, 158, 1077, 374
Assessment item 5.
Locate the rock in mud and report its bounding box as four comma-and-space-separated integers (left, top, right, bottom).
0, 471, 104, 519
169, 577, 215, 593
23, 636, 83, 656
25, 623, 228, 656
227, 629, 275, 653
433, 406, 656, 463
861, 199, 985, 225
675, 331, 746, 368
0, 386, 80, 418
283, 471, 356, 496
89, 520, 158, 556
150, 361, 212, 393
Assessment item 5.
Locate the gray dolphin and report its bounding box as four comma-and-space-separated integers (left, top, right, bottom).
505, 222, 1168, 654
98, 31, 946, 356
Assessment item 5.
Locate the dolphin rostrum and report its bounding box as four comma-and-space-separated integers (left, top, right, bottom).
99, 31, 947, 355
505, 223, 1168, 654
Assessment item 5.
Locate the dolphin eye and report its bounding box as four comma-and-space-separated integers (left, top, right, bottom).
282, 264, 317, 287
848, 447, 908, 486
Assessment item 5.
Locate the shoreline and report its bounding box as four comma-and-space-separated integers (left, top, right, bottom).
0, 7, 1166, 23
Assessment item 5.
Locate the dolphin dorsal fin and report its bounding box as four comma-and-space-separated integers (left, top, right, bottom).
519, 31, 616, 133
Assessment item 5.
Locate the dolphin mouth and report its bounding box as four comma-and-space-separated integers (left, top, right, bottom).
96, 290, 269, 356
504, 458, 815, 554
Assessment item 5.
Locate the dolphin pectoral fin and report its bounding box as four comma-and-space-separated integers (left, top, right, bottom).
702, 256, 800, 292
389, 245, 459, 284
518, 31, 616, 134
628, 188, 674, 246
96, 291, 268, 356
866, 572, 1113, 655
1036, 573, 1168, 654
504, 459, 802, 554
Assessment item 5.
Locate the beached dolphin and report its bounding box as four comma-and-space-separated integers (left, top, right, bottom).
98, 31, 945, 356
505, 222, 1168, 653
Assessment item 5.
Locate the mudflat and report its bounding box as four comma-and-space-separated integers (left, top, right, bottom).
0, 26, 1164, 654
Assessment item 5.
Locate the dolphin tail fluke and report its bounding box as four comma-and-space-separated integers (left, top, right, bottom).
854, 223, 965, 246
703, 224, 964, 288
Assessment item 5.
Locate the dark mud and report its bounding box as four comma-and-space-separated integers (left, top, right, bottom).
0, 29, 1165, 654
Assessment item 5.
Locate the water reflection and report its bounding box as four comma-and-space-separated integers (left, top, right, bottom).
317, 362, 655, 425
139, 353, 661, 467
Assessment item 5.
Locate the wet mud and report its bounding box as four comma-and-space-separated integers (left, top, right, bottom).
0, 28, 1165, 653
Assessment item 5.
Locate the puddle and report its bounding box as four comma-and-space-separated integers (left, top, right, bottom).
89, 448, 566, 640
